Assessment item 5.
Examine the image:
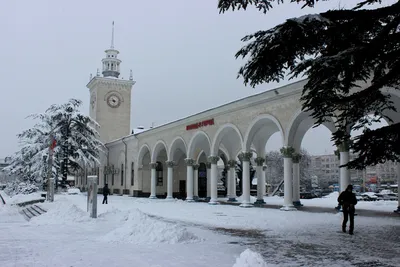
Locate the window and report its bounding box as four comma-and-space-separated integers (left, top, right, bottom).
103, 172, 107, 186
121, 164, 124, 186
111, 164, 114, 185
131, 162, 134, 186
156, 161, 163, 186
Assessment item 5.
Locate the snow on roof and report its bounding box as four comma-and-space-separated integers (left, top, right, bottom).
133, 127, 148, 135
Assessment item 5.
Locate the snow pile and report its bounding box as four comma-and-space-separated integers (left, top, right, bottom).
30, 200, 91, 225
67, 188, 81, 195
4, 181, 39, 196
99, 208, 200, 244
0, 204, 25, 223
6, 192, 45, 205
232, 249, 268, 267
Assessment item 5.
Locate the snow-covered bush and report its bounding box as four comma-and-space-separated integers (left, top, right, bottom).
4, 181, 39, 196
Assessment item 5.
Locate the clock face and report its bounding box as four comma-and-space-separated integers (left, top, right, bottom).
107, 94, 121, 108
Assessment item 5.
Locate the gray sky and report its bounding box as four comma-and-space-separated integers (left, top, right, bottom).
1, 0, 389, 158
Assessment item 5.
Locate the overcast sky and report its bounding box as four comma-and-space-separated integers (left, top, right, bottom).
1, 0, 391, 158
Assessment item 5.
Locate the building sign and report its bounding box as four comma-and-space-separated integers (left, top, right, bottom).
186, 118, 214, 131
104, 166, 119, 175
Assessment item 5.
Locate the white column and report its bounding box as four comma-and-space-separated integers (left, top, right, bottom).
208, 156, 220, 205
281, 147, 296, 211
227, 160, 237, 201
292, 153, 301, 206
166, 161, 174, 199
184, 158, 194, 202
149, 162, 157, 199
206, 162, 211, 199
239, 152, 253, 208
340, 151, 350, 192
255, 156, 265, 205
396, 162, 400, 213
193, 164, 199, 201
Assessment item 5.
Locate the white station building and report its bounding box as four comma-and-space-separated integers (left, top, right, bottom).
75, 29, 400, 210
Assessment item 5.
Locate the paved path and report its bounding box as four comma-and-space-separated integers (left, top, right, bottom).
218, 201, 400, 218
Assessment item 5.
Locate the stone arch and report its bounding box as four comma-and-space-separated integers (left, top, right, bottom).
285, 109, 336, 151
187, 130, 212, 159
168, 136, 187, 162
138, 144, 151, 166
244, 114, 285, 154
151, 140, 168, 162
211, 123, 244, 159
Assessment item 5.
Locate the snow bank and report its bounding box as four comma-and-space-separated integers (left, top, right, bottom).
99, 208, 200, 244
0, 204, 25, 223
30, 200, 92, 225
67, 188, 81, 195
6, 192, 45, 205
232, 249, 268, 267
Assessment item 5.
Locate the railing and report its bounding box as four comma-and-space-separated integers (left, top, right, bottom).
0, 193, 6, 205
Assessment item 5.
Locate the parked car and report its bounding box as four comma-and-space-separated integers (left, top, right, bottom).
300, 192, 318, 199
361, 193, 378, 201
376, 193, 398, 201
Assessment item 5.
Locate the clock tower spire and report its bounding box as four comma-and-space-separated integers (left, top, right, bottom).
102, 21, 121, 78
87, 21, 135, 144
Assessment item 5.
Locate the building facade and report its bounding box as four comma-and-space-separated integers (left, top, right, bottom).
75, 29, 400, 210
310, 154, 398, 188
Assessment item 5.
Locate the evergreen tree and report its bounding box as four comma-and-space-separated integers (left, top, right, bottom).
4, 99, 104, 188
218, 0, 400, 169
266, 148, 313, 189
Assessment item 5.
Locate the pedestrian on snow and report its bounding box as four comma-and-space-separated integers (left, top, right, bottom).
102, 183, 110, 204
338, 184, 357, 235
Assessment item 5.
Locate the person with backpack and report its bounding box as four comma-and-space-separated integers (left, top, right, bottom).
338, 184, 358, 235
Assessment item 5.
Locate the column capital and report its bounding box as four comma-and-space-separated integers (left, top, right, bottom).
149, 162, 157, 169
238, 151, 253, 161
208, 156, 220, 164
292, 153, 302, 164
254, 156, 265, 166
184, 158, 195, 166
193, 164, 200, 170
227, 159, 236, 168
262, 165, 267, 171
206, 162, 211, 169
338, 140, 350, 152
165, 160, 175, 168
280, 146, 295, 158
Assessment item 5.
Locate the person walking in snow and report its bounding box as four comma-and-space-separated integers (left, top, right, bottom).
102, 184, 110, 204
338, 184, 357, 235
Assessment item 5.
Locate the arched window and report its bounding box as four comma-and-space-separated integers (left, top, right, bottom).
121, 164, 124, 186
156, 161, 163, 186
131, 162, 134, 186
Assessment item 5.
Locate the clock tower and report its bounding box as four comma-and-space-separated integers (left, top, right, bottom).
87, 22, 135, 144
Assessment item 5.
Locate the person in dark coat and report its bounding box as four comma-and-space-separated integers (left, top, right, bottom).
338, 184, 358, 235
102, 184, 110, 204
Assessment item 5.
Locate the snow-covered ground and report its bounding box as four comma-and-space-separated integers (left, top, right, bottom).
0, 191, 399, 267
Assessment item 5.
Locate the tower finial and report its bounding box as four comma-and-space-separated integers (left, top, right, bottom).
111, 21, 115, 49
129, 69, 133, 80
